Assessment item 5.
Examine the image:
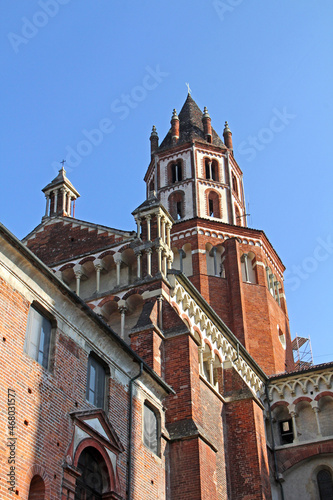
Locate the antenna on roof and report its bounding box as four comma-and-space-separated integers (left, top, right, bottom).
185, 82, 192, 95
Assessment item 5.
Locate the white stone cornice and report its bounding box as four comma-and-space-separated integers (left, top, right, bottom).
168, 275, 264, 396
267, 369, 333, 403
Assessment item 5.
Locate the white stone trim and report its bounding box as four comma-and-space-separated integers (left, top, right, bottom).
168, 275, 264, 396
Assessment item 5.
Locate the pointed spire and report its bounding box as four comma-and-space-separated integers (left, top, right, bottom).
223, 121, 233, 150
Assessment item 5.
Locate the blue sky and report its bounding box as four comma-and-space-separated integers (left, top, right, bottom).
1, 1, 332, 364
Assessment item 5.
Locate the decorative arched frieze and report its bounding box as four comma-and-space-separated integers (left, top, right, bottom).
168, 275, 264, 395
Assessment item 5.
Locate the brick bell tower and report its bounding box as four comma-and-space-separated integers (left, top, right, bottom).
144, 93, 294, 376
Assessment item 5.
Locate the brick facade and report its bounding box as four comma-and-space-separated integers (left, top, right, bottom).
1, 94, 332, 499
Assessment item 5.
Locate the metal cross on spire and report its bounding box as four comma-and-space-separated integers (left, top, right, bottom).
60, 159, 66, 170
185, 82, 192, 95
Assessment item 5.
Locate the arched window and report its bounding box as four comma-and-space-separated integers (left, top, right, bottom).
207, 191, 220, 218
28, 475, 45, 500
75, 447, 109, 500
206, 243, 225, 277
232, 173, 239, 196
205, 159, 219, 181
234, 205, 241, 226
149, 179, 154, 195
143, 402, 159, 455
168, 191, 184, 221
317, 469, 333, 499
241, 252, 256, 284
169, 161, 182, 184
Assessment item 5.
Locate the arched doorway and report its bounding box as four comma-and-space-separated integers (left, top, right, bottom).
75, 447, 109, 500
28, 475, 45, 499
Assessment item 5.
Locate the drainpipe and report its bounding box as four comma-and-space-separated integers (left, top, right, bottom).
127, 361, 143, 500
265, 384, 285, 500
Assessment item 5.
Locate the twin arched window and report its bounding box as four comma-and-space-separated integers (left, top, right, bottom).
205, 158, 219, 181
169, 161, 182, 184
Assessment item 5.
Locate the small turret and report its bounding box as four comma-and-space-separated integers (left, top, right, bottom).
202, 107, 212, 143
150, 125, 159, 156
41, 163, 80, 220
171, 109, 179, 145
223, 121, 233, 151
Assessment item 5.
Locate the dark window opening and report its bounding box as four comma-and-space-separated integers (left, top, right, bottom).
143, 403, 159, 455
232, 173, 239, 196
25, 306, 53, 369
279, 419, 294, 445
176, 202, 182, 220
87, 355, 106, 408
317, 469, 333, 500
208, 192, 220, 218
205, 159, 210, 179
209, 199, 214, 217
75, 448, 108, 500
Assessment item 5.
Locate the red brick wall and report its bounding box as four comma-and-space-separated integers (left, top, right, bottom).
224, 367, 271, 500
26, 222, 127, 265
0, 276, 166, 499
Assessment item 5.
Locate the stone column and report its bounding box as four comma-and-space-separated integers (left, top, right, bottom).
93, 259, 104, 293
166, 222, 171, 248
161, 217, 166, 243
74, 267, 83, 296
146, 248, 152, 276
242, 253, 249, 282
67, 193, 71, 215
157, 247, 162, 274
146, 215, 151, 241
61, 188, 67, 213
288, 404, 298, 443
119, 305, 128, 339
135, 251, 141, 279
212, 247, 218, 276
198, 345, 205, 376
113, 253, 122, 286
157, 213, 161, 239
311, 401, 322, 437
54, 189, 58, 213
162, 251, 167, 276
136, 218, 141, 239
208, 354, 215, 386
45, 194, 50, 216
